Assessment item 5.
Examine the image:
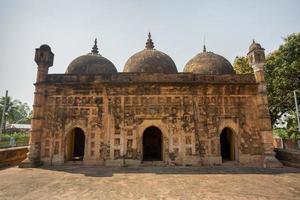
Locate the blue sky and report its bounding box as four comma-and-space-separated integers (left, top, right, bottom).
0, 0, 299, 105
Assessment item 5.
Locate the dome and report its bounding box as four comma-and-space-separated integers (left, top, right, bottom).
183, 46, 235, 75
66, 39, 117, 74
123, 33, 178, 73
66, 54, 117, 74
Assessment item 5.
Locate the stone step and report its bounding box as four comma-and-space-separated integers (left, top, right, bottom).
221, 161, 239, 166
141, 161, 166, 166
64, 161, 84, 166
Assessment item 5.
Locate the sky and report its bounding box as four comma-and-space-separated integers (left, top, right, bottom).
0, 0, 299, 106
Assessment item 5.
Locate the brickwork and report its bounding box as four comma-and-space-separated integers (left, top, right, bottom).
0, 146, 28, 167
35, 75, 265, 166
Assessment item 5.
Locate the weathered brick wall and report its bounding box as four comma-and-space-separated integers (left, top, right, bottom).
273, 138, 283, 148
0, 146, 28, 167
37, 73, 265, 166
282, 139, 300, 150
273, 138, 300, 150
274, 148, 300, 168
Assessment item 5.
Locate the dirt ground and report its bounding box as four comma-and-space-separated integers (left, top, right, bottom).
0, 166, 300, 200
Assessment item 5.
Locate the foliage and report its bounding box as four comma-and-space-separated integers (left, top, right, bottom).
0, 132, 30, 148
285, 111, 300, 139
233, 56, 253, 74
264, 33, 300, 124
273, 114, 298, 139
0, 96, 31, 125
0, 132, 29, 140
273, 128, 288, 139
273, 111, 299, 139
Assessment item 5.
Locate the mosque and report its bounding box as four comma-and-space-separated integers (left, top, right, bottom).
20, 33, 282, 167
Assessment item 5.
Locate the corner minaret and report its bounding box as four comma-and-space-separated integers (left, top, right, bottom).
247, 40, 282, 168
34, 44, 54, 81
247, 40, 266, 76
20, 44, 54, 168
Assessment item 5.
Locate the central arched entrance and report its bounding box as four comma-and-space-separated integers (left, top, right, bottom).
143, 126, 162, 161
220, 127, 235, 162
66, 128, 85, 161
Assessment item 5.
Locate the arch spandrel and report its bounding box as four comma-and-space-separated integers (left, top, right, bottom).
217, 118, 239, 138
63, 121, 88, 139
137, 120, 170, 138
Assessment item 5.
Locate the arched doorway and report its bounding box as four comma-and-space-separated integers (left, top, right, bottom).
143, 126, 162, 161
66, 128, 85, 161
220, 128, 235, 162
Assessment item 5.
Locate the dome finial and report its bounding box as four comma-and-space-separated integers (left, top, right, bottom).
91, 38, 99, 54
145, 32, 155, 49
203, 35, 206, 52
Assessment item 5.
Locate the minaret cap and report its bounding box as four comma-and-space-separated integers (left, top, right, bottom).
145, 32, 155, 49
34, 44, 54, 67
248, 39, 264, 54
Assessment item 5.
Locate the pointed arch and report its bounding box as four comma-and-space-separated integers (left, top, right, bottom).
142, 126, 163, 161
220, 127, 236, 162
65, 127, 86, 161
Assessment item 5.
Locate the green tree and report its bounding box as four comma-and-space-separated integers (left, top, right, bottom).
285, 111, 300, 139
273, 128, 288, 139
0, 96, 31, 127
273, 111, 300, 139
264, 33, 300, 125
233, 56, 253, 74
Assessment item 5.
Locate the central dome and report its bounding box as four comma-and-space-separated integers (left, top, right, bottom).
123, 33, 178, 73
184, 46, 235, 75
66, 39, 117, 74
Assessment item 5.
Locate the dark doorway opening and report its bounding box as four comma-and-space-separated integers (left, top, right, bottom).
220, 128, 234, 162
73, 128, 85, 161
143, 126, 162, 161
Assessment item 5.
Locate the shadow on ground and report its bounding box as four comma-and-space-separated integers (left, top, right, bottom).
37, 165, 300, 177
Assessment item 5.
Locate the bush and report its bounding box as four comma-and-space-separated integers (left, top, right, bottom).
273, 128, 288, 139
0, 132, 30, 148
